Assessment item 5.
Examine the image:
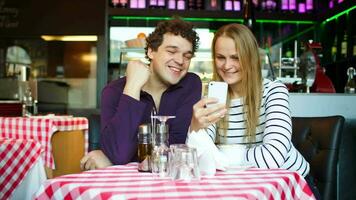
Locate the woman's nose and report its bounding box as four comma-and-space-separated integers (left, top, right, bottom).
222, 59, 233, 70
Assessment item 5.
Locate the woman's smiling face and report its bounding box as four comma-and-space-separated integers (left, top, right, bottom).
214, 36, 242, 86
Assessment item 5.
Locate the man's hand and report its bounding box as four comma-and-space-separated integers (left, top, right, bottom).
80, 150, 113, 171
123, 60, 151, 100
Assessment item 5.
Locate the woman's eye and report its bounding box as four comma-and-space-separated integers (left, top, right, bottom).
231, 56, 239, 61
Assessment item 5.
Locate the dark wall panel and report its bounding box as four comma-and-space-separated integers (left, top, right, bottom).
0, 0, 105, 36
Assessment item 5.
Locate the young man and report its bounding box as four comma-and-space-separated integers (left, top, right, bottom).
81, 17, 202, 170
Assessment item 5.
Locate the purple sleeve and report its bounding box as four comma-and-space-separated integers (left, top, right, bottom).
100, 85, 146, 165
169, 75, 202, 144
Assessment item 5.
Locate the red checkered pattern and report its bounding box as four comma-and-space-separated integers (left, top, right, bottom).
0, 117, 88, 169
0, 138, 42, 199
34, 163, 315, 200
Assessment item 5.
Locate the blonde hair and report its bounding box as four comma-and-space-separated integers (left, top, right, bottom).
212, 24, 262, 144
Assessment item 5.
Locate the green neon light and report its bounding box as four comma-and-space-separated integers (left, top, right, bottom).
111, 16, 313, 24
256, 19, 314, 24
183, 17, 243, 22
323, 5, 356, 24
112, 16, 171, 21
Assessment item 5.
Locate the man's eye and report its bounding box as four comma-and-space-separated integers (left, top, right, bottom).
184, 54, 193, 60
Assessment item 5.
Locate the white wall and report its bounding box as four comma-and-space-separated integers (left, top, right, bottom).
289, 93, 356, 119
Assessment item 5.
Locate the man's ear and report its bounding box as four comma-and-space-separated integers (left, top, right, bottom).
147, 48, 154, 60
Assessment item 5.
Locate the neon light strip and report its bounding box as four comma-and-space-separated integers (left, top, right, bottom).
111, 16, 314, 24
323, 5, 356, 23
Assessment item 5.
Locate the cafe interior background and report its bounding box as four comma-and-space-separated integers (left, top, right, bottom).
0, 0, 355, 199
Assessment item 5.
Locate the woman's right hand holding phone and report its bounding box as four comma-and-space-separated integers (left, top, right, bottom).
190, 97, 227, 132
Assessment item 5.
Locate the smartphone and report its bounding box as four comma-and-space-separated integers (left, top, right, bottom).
207, 81, 228, 106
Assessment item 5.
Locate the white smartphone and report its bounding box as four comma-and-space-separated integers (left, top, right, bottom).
207, 81, 228, 106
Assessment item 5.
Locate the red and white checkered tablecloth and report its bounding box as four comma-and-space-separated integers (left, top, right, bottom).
0, 138, 42, 199
0, 116, 88, 169
34, 163, 316, 200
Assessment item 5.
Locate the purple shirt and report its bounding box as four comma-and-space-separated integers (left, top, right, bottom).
100, 73, 202, 165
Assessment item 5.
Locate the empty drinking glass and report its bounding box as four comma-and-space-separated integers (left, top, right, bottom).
168, 144, 189, 176
170, 147, 200, 181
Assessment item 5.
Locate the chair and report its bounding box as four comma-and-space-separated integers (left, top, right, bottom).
88, 114, 101, 152
291, 115, 345, 200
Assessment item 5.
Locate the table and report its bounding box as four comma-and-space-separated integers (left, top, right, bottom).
34, 163, 316, 200
0, 116, 89, 178
0, 138, 44, 199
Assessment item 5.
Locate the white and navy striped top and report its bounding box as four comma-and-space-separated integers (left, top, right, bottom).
205, 79, 310, 177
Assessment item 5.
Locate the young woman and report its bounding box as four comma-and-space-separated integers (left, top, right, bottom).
188, 23, 320, 199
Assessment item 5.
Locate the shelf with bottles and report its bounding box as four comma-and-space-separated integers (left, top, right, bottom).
108, 0, 321, 21
108, 8, 317, 22
319, 7, 356, 67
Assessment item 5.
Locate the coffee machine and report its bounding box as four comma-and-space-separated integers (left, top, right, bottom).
0, 45, 37, 116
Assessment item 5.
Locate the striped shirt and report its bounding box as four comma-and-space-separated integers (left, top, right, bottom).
205, 79, 310, 177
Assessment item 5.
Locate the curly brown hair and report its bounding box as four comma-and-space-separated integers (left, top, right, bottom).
145, 17, 200, 61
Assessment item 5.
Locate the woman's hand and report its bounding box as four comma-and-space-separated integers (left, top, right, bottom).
190, 97, 227, 132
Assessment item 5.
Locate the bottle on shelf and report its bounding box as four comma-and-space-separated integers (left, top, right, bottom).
243, 0, 256, 31
331, 36, 337, 62
129, 0, 138, 8
111, 0, 119, 7
224, 0, 233, 11
281, 0, 289, 12
205, 0, 221, 10
341, 31, 348, 59
233, 0, 241, 11
148, 0, 158, 8
344, 67, 356, 94
22, 86, 33, 117
137, 0, 146, 8
177, 0, 186, 10
289, 0, 297, 12
262, 0, 276, 12
111, 0, 128, 7
298, 1, 306, 13
157, 0, 166, 8
329, 0, 335, 9
187, 0, 195, 10
305, 0, 313, 12
167, 0, 176, 9
353, 35, 356, 57
196, 0, 204, 9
